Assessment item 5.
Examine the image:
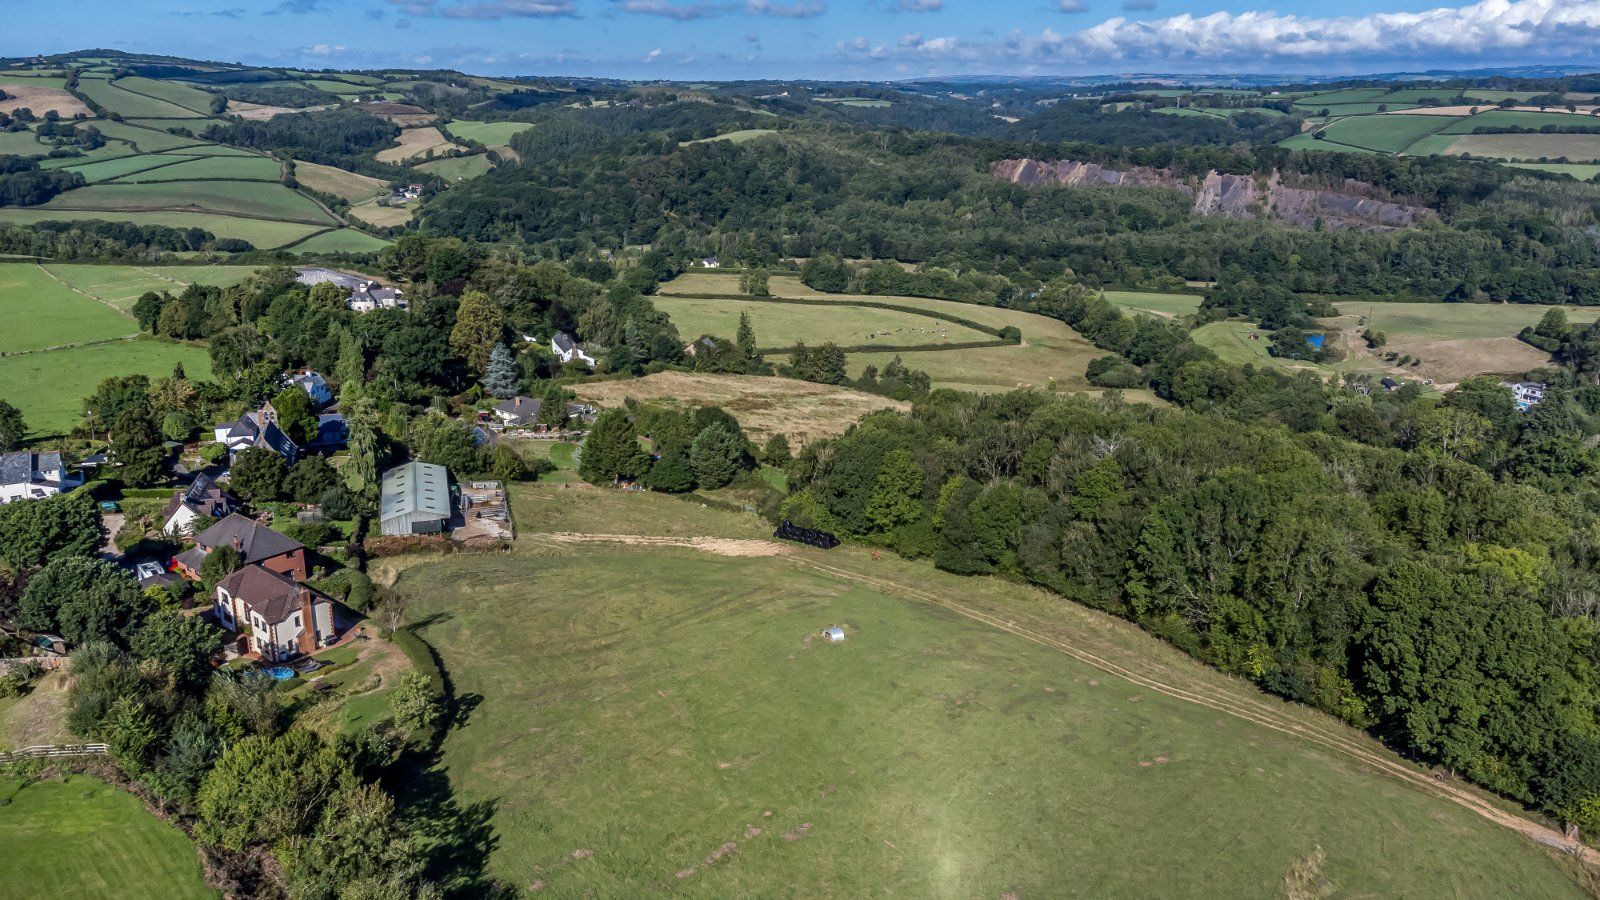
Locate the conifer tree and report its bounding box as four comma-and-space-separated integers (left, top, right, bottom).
482, 343, 521, 399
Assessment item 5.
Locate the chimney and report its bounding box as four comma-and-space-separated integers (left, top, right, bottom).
231, 534, 243, 553
296, 587, 318, 655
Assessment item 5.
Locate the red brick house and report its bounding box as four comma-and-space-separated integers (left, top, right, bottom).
213, 565, 334, 661
173, 513, 307, 582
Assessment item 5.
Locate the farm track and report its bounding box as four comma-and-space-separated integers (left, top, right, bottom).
532, 529, 1599, 866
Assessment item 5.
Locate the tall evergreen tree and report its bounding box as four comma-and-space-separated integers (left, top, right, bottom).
690, 425, 744, 489
0, 399, 25, 451
482, 343, 521, 399
448, 289, 506, 375
736, 311, 757, 359
577, 410, 647, 485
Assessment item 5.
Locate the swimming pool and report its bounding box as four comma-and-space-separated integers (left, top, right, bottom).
263, 666, 296, 681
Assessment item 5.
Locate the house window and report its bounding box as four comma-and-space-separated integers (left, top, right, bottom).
293, 614, 301, 627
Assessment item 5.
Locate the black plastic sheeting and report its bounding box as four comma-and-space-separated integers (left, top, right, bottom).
773, 520, 841, 550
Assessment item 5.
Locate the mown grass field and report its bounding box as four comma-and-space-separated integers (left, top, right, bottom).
290, 228, 393, 254
0, 776, 214, 900
654, 296, 996, 348
376, 126, 461, 163
414, 153, 494, 182
1314, 114, 1455, 153
1104, 289, 1203, 317
40, 181, 334, 224
1507, 162, 1600, 180
41, 263, 259, 311
1448, 133, 1600, 162
0, 209, 324, 248
0, 337, 213, 437
115, 154, 282, 183
442, 119, 533, 145
1336, 300, 1600, 342
381, 484, 1593, 898
75, 77, 205, 119
294, 160, 390, 202
0, 262, 140, 352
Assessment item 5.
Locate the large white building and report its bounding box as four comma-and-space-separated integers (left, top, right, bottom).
0, 451, 80, 504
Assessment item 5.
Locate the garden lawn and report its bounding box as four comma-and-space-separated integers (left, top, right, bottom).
384, 485, 1592, 898
0, 776, 213, 900
0, 262, 138, 352
0, 337, 213, 437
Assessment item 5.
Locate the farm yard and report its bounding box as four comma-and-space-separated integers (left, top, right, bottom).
377, 483, 1593, 899
0, 776, 214, 900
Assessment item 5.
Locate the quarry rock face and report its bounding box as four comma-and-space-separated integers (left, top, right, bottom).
991, 159, 1435, 231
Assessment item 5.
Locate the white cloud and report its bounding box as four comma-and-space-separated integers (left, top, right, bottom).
620, 0, 733, 18
893, 0, 944, 10
645, 47, 664, 61
746, 0, 827, 16
838, 0, 1600, 69
387, 0, 577, 18
301, 43, 346, 56
1057, 0, 1087, 11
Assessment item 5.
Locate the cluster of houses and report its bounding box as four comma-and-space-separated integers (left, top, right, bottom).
212, 370, 347, 465
292, 266, 406, 313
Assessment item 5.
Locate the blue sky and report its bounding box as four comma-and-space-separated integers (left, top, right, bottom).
8, 0, 1600, 80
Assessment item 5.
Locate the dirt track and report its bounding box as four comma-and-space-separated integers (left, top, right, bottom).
536, 530, 1600, 866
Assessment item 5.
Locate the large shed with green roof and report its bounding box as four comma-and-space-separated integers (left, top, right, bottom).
379, 461, 452, 536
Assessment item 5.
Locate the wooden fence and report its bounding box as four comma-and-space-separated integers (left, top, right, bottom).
0, 743, 108, 764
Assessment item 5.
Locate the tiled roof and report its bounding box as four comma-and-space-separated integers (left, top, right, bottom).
220, 564, 320, 624
194, 513, 303, 563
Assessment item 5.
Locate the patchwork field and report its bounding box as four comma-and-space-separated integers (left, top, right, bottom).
1285, 103, 1600, 161
289, 228, 394, 254
1448, 133, 1600, 162
1313, 114, 1455, 153
349, 200, 416, 228
0, 777, 212, 900
379, 484, 1593, 898
660, 272, 1103, 392
115, 154, 282, 183
572, 371, 909, 447
76, 77, 205, 119
0, 337, 214, 437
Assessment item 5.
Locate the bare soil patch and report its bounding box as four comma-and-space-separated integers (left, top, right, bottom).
0, 83, 90, 117
228, 101, 313, 121
573, 371, 908, 447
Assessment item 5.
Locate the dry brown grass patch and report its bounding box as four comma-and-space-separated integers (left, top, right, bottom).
0, 83, 91, 117
573, 371, 909, 447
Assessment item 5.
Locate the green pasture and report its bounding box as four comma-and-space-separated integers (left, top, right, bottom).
1278, 132, 1379, 154
1440, 110, 1598, 134
0, 337, 213, 437
0, 262, 139, 353
39, 263, 258, 310
76, 78, 203, 119
114, 154, 282, 183
0, 208, 325, 248
653, 296, 995, 349
114, 76, 218, 114
1315, 115, 1455, 153
1448, 133, 1600, 162
0, 776, 213, 900
88, 119, 214, 152
41, 181, 336, 224
413, 153, 494, 182
62, 153, 189, 183
294, 160, 390, 202
0, 130, 46, 156
385, 485, 1591, 898
1293, 88, 1388, 106
1334, 301, 1600, 341
1505, 162, 1600, 180
442, 119, 534, 145
1103, 289, 1203, 317
288, 228, 392, 254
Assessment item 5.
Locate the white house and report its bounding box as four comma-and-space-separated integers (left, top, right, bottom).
347, 282, 406, 313
492, 396, 543, 428
0, 451, 80, 504
289, 370, 333, 407
213, 403, 299, 464
160, 473, 236, 536
552, 332, 596, 368
214, 564, 335, 662
1502, 381, 1547, 411
699, 256, 721, 268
